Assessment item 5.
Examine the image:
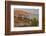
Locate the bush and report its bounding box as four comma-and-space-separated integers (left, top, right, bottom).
32, 16, 39, 26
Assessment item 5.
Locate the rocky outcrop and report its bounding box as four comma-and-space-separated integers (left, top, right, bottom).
14, 9, 32, 16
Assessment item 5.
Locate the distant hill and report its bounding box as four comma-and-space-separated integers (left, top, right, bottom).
14, 9, 32, 17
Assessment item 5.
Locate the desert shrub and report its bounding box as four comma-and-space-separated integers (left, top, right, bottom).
32, 16, 39, 26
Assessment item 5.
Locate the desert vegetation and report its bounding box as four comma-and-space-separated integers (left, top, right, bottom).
14, 16, 38, 27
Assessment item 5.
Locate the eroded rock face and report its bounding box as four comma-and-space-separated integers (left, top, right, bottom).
14, 9, 32, 27
14, 9, 32, 16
